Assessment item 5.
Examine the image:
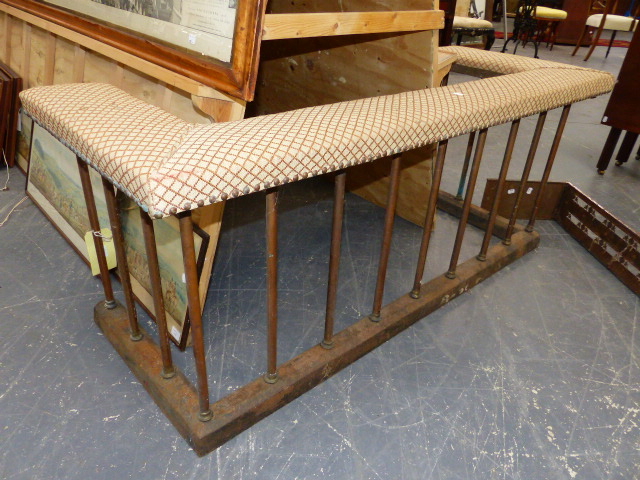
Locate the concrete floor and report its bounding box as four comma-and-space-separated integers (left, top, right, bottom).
1, 39, 638, 479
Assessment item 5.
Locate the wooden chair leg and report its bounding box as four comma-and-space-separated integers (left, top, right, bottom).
606, 30, 617, 57
585, 25, 607, 61
549, 22, 560, 50
572, 25, 589, 56
485, 30, 496, 50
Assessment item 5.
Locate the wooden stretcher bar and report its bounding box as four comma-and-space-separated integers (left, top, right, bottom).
18, 47, 614, 455
261, 10, 444, 39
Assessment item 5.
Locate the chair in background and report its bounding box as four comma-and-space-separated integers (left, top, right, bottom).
503, 0, 568, 56
572, 0, 640, 61
532, 6, 568, 50
502, 0, 541, 56
452, 0, 496, 50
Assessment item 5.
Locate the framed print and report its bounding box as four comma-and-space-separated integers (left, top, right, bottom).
42, 0, 238, 63
26, 123, 208, 349
117, 193, 209, 349
2, 0, 266, 100
16, 112, 32, 173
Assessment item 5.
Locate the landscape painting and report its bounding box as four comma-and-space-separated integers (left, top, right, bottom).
15, 112, 33, 172
26, 123, 107, 256
26, 123, 208, 347
118, 193, 207, 340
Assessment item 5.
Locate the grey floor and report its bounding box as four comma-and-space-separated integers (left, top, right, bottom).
1, 38, 639, 480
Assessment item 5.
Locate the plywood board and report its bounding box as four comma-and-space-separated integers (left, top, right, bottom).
251, 0, 439, 225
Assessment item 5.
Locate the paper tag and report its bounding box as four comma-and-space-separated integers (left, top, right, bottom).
507, 188, 516, 194
526, 187, 533, 194
84, 228, 117, 276
188, 33, 197, 45
170, 326, 181, 342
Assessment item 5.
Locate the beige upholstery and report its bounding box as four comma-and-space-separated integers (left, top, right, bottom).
533, 7, 568, 19
452, 16, 494, 29
586, 13, 637, 30
20, 47, 615, 218
21, 83, 193, 207
439, 45, 581, 74
518, 6, 567, 18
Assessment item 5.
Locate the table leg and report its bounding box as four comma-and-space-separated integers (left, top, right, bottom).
615, 131, 638, 166
597, 127, 622, 174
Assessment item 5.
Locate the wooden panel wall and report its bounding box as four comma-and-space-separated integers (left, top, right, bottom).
0, 4, 247, 340
0, 10, 218, 173
250, 0, 439, 225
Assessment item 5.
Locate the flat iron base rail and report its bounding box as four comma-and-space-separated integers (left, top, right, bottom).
95, 198, 539, 456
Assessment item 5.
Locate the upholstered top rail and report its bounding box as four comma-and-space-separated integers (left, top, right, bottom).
20, 47, 614, 218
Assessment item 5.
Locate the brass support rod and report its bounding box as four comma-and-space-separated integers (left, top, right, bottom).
322, 171, 346, 349
102, 178, 141, 340
456, 131, 477, 200
371, 155, 403, 321
140, 210, 175, 379
178, 211, 213, 422
446, 128, 488, 278
265, 189, 279, 383
76, 157, 115, 309
411, 140, 449, 298
527, 105, 572, 232
504, 111, 547, 245
478, 120, 521, 260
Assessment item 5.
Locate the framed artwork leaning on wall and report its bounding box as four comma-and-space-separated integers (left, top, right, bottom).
26, 122, 209, 349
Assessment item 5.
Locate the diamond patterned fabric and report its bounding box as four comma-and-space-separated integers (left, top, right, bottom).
439, 45, 585, 75
20, 48, 614, 218
20, 83, 193, 211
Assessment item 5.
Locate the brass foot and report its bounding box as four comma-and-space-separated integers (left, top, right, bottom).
130, 332, 143, 342
198, 410, 213, 422
264, 372, 279, 384
320, 340, 334, 350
